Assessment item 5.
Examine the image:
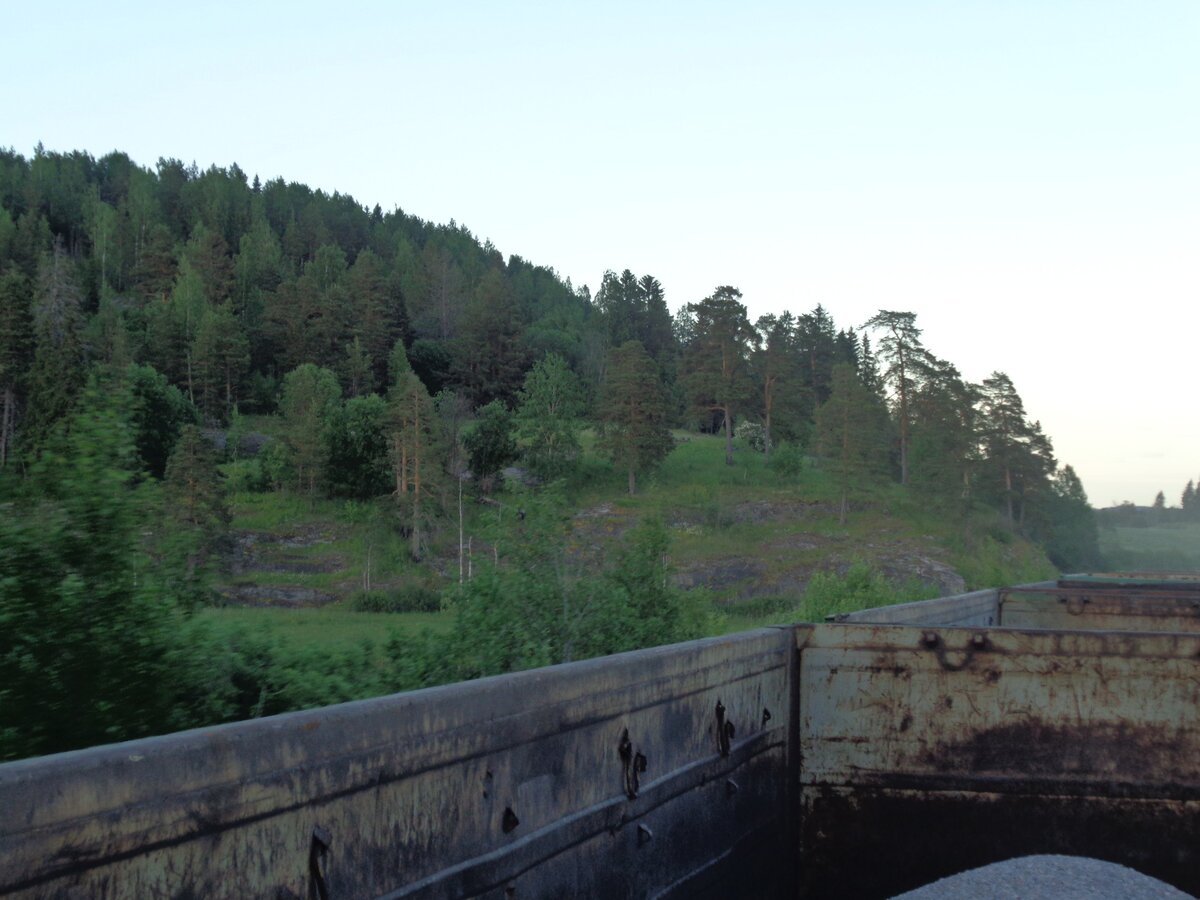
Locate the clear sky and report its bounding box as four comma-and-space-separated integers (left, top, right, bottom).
5, 1, 1198, 507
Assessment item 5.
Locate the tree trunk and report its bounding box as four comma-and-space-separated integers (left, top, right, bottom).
628, 466, 636, 496
0, 385, 13, 467
1004, 465, 1014, 528
723, 404, 734, 466
897, 354, 908, 485
410, 405, 422, 561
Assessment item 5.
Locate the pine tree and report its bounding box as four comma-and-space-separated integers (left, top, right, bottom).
455, 269, 527, 406
0, 272, 32, 466
388, 342, 442, 560
753, 311, 805, 464
161, 424, 230, 609
862, 310, 931, 485
682, 286, 755, 466
23, 242, 86, 453
908, 358, 978, 509
814, 364, 890, 524
598, 341, 674, 495
796, 304, 837, 405
192, 302, 249, 422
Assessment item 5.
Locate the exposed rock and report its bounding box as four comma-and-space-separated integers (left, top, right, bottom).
219, 584, 338, 608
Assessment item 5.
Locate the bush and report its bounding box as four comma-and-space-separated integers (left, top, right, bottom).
770, 442, 805, 477
350, 582, 441, 613
802, 562, 936, 621
222, 458, 269, 493
738, 421, 766, 452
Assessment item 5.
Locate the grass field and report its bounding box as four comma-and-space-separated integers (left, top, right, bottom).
200, 606, 452, 652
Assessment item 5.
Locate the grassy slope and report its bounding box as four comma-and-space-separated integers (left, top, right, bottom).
212, 428, 1057, 649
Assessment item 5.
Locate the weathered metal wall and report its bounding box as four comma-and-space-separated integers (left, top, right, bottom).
830, 586, 1012, 627
796, 622, 1200, 898
1000, 585, 1200, 633
0, 628, 794, 900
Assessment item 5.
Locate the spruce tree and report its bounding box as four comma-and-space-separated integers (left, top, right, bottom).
598, 341, 674, 495
814, 364, 890, 523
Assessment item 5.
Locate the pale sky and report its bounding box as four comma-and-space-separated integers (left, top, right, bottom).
5, 1, 1198, 507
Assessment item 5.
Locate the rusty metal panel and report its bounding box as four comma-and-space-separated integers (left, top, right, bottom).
1001, 587, 1200, 633
832, 587, 1007, 627
0, 628, 793, 900
796, 622, 1200, 898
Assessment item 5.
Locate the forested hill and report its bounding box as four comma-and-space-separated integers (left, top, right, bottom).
0, 146, 1106, 760
0, 145, 1097, 567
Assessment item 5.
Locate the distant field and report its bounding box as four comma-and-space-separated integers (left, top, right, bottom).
1100, 523, 1200, 573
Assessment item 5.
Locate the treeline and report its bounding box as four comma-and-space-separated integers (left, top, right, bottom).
1103, 478, 1200, 528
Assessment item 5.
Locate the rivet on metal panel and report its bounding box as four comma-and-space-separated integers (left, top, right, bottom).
971, 633, 988, 648
716, 700, 735, 756
762, 707, 772, 728
637, 824, 654, 846
308, 825, 331, 900
502, 806, 520, 834
726, 778, 739, 797
921, 631, 940, 648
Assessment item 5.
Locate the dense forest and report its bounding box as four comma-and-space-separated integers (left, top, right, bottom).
0, 146, 1099, 759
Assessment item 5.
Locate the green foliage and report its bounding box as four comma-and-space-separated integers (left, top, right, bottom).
801, 563, 933, 621
325, 393, 390, 499
515, 353, 584, 481
814, 364, 891, 521
464, 399, 517, 490
597, 341, 675, 494
279, 363, 341, 494
443, 493, 705, 678
770, 442, 806, 477
159, 425, 230, 609
125, 361, 196, 478
222, 456, 269, 492
738, 421, 767, 452
350, 582, 441, 613
681, 286, 756, 465
0, 385, 218, 759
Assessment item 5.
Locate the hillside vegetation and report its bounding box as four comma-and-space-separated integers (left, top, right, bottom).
1, 147, 1088, 760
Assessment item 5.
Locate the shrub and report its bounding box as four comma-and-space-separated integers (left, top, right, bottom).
738, 421, 767, 452
351, 582, 441, 613
222, 458, 269, 493
770, 442, 805, 477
